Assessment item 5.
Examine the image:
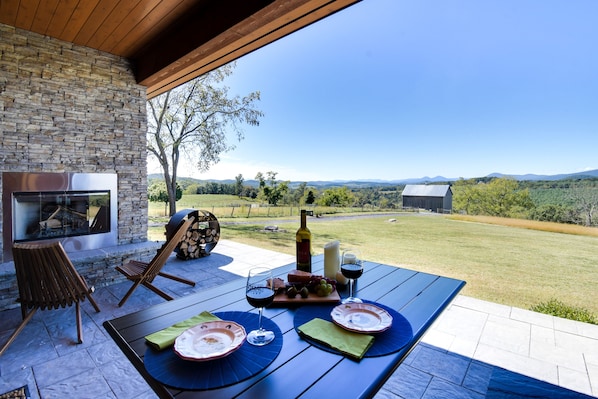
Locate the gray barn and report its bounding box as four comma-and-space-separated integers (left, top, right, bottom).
402, 185, 453, 212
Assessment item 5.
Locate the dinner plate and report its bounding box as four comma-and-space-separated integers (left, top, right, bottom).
174, 320, 246, 362
331, 303, 393, 333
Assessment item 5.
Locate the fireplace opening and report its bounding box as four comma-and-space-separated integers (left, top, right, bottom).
13, 190, 111, 242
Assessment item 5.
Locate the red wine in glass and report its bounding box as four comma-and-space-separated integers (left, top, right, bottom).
245, 267, 275, 346
246, 287, 275, 308
340, 263, 363, 280
340, 250, 363, 304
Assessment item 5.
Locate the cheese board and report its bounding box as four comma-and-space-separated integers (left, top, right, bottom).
272, 289, 341, 305
268, 272, 342, 306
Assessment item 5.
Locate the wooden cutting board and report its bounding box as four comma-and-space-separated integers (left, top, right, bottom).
272, 289, 341, 305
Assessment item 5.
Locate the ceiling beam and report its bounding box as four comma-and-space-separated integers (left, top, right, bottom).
133, 0, 274, 88
142, 0, 361, 98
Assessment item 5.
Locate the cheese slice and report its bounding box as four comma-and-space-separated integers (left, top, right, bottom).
288, 270, 313, 283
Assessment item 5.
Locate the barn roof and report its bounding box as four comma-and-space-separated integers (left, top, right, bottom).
402, 184, 451, 197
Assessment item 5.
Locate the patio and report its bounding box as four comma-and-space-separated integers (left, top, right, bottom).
0, 239, 596, 398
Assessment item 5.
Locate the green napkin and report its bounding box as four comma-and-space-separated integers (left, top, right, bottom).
298, 318, 374, 360
145, 311, 221, 350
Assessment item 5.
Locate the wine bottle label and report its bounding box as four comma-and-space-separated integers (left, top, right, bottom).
296, 240, 311, 272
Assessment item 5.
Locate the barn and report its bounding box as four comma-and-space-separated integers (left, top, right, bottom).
402, 185, 453, 213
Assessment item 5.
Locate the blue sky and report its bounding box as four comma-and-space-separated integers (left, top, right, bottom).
164, 0, 598, 182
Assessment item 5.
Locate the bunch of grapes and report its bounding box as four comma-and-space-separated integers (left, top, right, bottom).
285, 275, 337, 298
306, 276, 336, 296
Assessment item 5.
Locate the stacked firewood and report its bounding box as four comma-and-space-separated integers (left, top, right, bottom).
175, 211, 220, 259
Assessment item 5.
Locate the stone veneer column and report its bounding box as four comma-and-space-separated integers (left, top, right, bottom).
0, 23, 149, 262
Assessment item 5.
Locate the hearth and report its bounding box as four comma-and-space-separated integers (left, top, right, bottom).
2, 172, 118, 261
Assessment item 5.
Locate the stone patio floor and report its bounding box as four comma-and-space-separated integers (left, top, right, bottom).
0, 239, 596, 398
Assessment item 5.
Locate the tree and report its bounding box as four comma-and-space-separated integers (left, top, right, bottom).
255, 171, 289, 205
317, 186, 354, 207
453, 177, 533, 217
452, 178, 484, 214
569, 185, 598, 226
291, 182, 307, 205
184, 183, 200, 195
235, 174, 244, 197
147, 63, 263, 216
148, 181, 182, 216
483, 178, 533, 218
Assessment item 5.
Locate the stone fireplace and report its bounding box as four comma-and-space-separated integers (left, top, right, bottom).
0, 24, 159, 310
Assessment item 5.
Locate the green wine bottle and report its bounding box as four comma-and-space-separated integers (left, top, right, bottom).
296, 210, 312, 272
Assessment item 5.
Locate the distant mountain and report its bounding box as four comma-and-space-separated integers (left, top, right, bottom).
487, 169, 598, 181
149, 169, 598, 187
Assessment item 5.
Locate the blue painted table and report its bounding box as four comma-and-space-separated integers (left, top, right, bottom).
104, 256, 465, 398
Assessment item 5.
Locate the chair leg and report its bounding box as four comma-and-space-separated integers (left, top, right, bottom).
76, 302, 83, 344
0, 308, 37, 357
86, 292, 101, 313
158, 271, 196, 286
118, 280, 142, 307
143, 282, 175, 301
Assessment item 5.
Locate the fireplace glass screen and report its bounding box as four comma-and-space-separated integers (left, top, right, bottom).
13, 191, 110, 242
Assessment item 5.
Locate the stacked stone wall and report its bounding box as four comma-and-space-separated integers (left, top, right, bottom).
0, 24, 151, 308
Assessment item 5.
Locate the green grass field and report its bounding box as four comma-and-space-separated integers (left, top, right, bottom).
148, 195, 598, 316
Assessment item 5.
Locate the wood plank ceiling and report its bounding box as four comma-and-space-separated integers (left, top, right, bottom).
0, 0, 360, 98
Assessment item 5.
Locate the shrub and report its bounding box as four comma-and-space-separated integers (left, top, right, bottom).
530, 298, 597, 325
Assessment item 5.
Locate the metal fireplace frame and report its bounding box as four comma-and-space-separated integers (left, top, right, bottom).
2, 172, 118, 261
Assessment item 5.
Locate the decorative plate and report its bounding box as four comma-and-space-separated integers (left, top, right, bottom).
174, 320, 246, 362
331, 303, 393, 333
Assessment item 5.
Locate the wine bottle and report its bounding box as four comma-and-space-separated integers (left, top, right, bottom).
296, 210, 312, 272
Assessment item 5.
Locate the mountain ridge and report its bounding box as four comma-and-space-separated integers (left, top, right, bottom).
150, 169, 598, 187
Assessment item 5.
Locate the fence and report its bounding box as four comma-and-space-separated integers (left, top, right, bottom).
148, 204, 418, 219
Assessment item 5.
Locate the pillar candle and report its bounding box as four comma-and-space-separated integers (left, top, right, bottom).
323, 240, 340, 279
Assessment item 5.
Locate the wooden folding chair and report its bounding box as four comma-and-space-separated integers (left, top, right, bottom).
116, 216, 196, 307
1, 241, 101, 356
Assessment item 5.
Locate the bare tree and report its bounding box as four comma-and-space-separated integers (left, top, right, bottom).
569, 185, 598, 226
147, 63, 263, 216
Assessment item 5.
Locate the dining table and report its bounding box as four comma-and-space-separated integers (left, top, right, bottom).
103, 255, 466, 399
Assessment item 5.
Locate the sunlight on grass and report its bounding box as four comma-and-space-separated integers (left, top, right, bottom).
149, 212, 598, 317
449, 214, 598, 237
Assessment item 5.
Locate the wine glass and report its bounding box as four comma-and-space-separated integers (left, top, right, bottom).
245, 267, 276, 346
340, 249, 363, 304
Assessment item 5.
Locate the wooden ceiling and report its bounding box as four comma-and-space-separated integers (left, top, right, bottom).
0, 0, 360, 98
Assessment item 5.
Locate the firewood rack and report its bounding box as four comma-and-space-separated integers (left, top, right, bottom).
165, 209, 220, 259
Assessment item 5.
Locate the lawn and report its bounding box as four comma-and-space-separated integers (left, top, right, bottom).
148, 203, 597, 316
222, 215, 598, 314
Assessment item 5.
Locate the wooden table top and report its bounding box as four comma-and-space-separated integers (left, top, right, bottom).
104, 256, 465, 399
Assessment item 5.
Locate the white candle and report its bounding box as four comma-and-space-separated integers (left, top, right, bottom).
323, 240, 340, 279
343, 253, 357, 264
